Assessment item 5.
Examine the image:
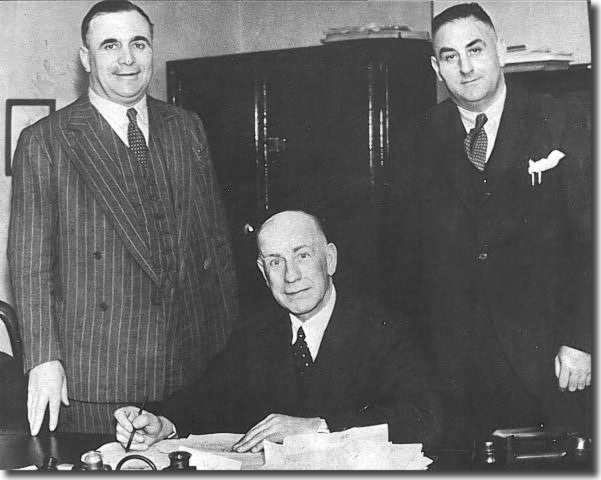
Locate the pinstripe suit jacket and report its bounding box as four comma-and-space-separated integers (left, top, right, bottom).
8, 95, 238, 403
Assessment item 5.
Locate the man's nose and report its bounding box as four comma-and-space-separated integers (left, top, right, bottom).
459, 54, 474, 75
118, 46, 135, 65
284, 261, 301, 283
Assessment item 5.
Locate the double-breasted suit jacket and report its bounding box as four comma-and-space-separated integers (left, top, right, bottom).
8, 95, 238, 403
388, 81, 592, 431
160, 293, 443, 448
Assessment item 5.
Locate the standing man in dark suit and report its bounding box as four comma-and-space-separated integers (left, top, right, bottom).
8, 0, 237, 434
388, 3, 591, 444
113, 210, 442, 451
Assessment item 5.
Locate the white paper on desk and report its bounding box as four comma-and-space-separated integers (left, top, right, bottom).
180, 432, 243, 451
157, 434, 264, 469
282, 423, 389, 453
175, 445, 241, 470
262, 423, 432, 471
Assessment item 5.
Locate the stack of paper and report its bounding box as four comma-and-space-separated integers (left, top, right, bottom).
504, 45, 573, 72
261, 424, 433, 470
321, 24, 430, 43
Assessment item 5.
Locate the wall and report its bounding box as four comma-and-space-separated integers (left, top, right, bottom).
434, 0, 591, 65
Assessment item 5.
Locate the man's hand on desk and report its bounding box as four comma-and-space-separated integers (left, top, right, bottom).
114, 406, 175, 450
27, 360, 69, 436
554, 345, 591, 392
232, 414, 323, 453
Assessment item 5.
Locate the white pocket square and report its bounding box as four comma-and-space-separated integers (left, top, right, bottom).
528, 149, 565, 185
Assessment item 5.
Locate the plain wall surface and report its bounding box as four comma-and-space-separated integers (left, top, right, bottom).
0, 0, 591, 305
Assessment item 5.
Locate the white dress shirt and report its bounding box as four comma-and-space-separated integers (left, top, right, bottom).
289, 283, 336, 362
457, 82, 507, 162
88, 88, 149, 146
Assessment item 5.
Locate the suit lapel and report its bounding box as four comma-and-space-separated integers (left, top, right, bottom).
147, 98, 194, 280
310, 295, 361, 398
59, 96, 160, 285
485, 83, 531, 181
432, 101, 478, 216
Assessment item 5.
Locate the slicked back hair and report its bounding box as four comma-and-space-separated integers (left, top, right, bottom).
81, 0, 154, 46
432, 2, 495, 40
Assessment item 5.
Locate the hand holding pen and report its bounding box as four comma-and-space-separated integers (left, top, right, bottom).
113, 399, 174, 451
125, 397, 147, 452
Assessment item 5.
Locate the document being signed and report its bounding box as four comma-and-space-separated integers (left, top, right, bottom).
95, 425, 432, 470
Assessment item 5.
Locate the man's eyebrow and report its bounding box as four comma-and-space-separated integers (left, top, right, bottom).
260, 253, 282, 259
465, 38, 484, 49
99, 38, 119, 48
292, 245, 311, 253
438, 46, 457, 55
131, 35, 151, 44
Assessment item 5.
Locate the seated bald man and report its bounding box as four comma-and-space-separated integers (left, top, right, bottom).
114, 210, 442, 452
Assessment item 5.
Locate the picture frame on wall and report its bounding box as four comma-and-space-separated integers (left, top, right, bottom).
5, 99, 55, 176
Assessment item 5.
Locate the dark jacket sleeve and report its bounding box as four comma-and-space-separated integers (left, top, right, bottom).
157, 326, 249, 437
323, 308, 443, 449
547, 93, 592, 353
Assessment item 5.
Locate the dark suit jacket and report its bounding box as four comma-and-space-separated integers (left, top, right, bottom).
160, 292, 443, 448
8, 95, 238, 402
0, 352, 26, 433
386, 81, 592, 435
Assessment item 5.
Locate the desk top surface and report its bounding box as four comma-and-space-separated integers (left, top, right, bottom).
0, 433, 592, 472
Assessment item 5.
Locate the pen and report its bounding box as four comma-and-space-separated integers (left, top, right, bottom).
125, 396, 148, 452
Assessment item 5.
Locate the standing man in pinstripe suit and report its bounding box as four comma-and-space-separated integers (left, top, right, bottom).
8, 0, 238, 434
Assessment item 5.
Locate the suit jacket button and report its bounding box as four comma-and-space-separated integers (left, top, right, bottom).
93, 251, 103, 260
203, 258, 211, 270
98, 302, 108, 311
477, 252, 488, 261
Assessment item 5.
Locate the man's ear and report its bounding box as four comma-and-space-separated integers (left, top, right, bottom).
79, 46, 91, 73
325, 243, 338, 276
256, 257, 269, 285
496, 38, 507, 67
430, 55, 444, 82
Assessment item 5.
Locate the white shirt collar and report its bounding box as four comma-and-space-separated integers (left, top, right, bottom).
289, 282, 336, 361
88, 88, 149, 146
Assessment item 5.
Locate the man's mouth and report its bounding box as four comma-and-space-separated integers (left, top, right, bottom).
462, 77, 480, 85
286, 288, 309, 296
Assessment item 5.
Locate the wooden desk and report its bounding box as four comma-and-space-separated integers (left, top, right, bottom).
0, 432, 112, 470
0, 433, 591, 472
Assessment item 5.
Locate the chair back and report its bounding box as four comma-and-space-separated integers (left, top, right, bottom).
0, 301, 22, 371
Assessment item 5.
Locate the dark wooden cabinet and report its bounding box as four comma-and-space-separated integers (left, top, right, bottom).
167, 39, 436, 309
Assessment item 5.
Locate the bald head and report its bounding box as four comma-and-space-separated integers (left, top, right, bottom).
256, 210, 337, 322
257, 211, 327, 251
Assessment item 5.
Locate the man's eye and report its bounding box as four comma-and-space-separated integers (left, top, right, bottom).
133, 42, 147, 50
103, 43, 118, 50
442, 53, 457, 62
468, 47, 482, 55
298, 252, 310, 260
269, 259, 281, 267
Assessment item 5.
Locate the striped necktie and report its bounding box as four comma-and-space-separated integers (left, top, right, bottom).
464, 113, 488, 171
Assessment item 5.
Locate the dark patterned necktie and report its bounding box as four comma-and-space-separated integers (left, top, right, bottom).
127, 107, 148, 170
292, 326, 313, 375
464, 113, 488, 171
